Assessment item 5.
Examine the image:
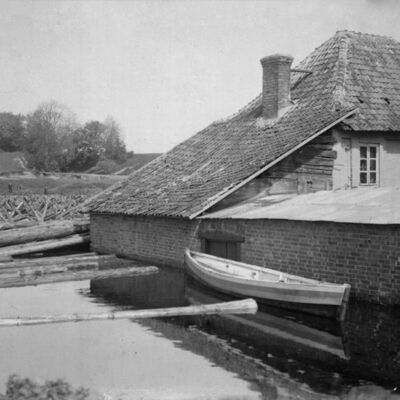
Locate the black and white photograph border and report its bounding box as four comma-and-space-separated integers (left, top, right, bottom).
0, 1, 399, 399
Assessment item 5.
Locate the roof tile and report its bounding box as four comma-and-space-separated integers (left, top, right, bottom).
91, 31, 400, 217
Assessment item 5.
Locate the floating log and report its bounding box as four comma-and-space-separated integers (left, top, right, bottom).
0, 262, 98, 279
0, 253, 112, 270
14, 251, 96, 260
0, 265, 158, 288
0, 256, 112, 273
0, 299, 257, 327
0, 234, 90, 257
0, 255, 136, 277
0, 219, 89, 248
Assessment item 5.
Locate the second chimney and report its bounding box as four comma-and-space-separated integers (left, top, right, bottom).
260, 54, 293, 119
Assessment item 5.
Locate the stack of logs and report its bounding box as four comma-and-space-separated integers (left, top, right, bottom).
0, 195, 87, 229
0, 218, 158, 288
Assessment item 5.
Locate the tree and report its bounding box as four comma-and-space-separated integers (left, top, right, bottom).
60, 117, 128, 172
22, 101, 128, 172
0, 112, 26, 152
59, 121, 106, 172
29, 100, 77, 136
102, 116, 127, 163
24, 101, 77, 171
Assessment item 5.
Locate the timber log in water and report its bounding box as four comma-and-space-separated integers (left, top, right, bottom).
0, 217, 90, 257
0, 265, 159, 289
0, 218, 89, 247
0, 253, 129, 276
0, 217, 162, 290
0, 233, 90, 257
0, 298, 257, 327
0, 213, 90, 258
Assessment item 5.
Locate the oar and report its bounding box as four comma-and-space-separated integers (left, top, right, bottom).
0, 299, 258, 327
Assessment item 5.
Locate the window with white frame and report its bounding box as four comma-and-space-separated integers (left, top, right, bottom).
359, 145, 378, 185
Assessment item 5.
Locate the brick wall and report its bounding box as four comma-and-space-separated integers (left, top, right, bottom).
90, 213, 201, 267
90, 213, 400, 304
200, 219, 400, 304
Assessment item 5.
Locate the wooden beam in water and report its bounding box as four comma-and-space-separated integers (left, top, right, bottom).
0, 262, 98, 278
0, 234, 90, 257
0, 299, 258, 327
0, 253, 115, 270
0, 256, 139, 278
0, 219, 89, 247
0, 265, 158, 288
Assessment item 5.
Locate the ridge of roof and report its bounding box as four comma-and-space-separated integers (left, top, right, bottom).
332, 32, 350, 110
335, 29, 397, 42
212, 29, 384, 125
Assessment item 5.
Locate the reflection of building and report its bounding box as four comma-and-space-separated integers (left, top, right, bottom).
141, 318, 337, 400
185, 284, 348, 360
90, 31, 400, 304
140, 318, 399, 400
90, 267, 185, 309
90, 273, 400, 392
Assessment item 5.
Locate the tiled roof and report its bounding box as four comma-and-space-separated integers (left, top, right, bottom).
333, 31, 400, 131
90, 31, 400, 217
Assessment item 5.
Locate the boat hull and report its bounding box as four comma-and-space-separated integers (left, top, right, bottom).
184, 249, 350, 320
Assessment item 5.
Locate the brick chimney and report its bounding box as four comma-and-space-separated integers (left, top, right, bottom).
260, 54, 293, 119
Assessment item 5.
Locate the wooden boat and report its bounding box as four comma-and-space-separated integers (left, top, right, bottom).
184, 249, 351, 320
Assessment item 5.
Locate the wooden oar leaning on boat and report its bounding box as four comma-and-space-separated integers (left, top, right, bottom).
184, 249, 351, 321
0, 299, 258, 327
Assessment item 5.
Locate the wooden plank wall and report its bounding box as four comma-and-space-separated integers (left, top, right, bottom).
265, 131, 336, 194
213, 131, 336, 210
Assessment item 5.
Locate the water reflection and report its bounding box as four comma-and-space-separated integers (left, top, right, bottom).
184, 283, 348, 360
0, 280, 263, 400
90, 267, 400, 397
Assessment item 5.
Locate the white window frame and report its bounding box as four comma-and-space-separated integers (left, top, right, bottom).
359, 144, 379, 186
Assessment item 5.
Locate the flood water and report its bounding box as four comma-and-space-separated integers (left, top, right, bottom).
0, 266, 399, 399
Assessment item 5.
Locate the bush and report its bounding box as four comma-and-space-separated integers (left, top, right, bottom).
2, 375, 96, 400
85, 158, 119, 175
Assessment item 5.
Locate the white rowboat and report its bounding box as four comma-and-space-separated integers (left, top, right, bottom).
184, 249, 351, 320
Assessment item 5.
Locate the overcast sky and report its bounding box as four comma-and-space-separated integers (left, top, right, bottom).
0, 0, 399, 153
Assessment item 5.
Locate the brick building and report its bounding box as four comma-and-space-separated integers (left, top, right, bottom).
90, 31, 400, 304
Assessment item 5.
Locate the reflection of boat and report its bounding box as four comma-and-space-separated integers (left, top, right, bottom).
185, 284, 349, 360
140, 316, 338, 400
184, 249, 350, 320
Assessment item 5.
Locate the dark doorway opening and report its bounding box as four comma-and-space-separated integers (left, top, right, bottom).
204, 239, 240, 261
